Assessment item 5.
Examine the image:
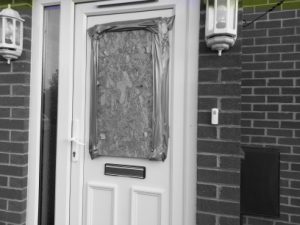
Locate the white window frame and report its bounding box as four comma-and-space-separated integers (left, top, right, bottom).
27, 0, 200, 225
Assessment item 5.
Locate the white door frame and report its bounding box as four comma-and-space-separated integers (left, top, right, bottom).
27, 0, 200, 225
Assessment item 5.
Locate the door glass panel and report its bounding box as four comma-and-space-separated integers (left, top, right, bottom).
39, 5, 60, 225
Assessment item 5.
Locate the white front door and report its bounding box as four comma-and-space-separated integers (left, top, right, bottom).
68, 1, 199, 225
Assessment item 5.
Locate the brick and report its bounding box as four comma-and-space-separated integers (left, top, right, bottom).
279, 138, 300, 145
242, 96, 265, 102
10, 154, 28, 165
0, 97, 29, 107
281, 154, 300, 163
241, 88, 252, 95
242, 113, 266, 121
220, 186, 240, 201
0, 108, 10, 118
241, 104, 251, 111
269, 10, 296, 19
281, 121, 300, 129
9, 177, 27, 188
198, 98, 217, 110
242, 38, 254, 46
281, 172, 300, 181
12, 108, 29, 119
242, 128, 265, 135
0, 188, 26, 200
197, 154, 217, 168
0, 210, 26, 223
198, 84, 240, 96
256, 37, 280, 45
0, 153, 9, 163
197, 112, 211, 124
219, 216, 240, 225
291, 215, 300, 224
282, 70, 300, 77
283, 18, 300, 27
254, 88, 279, 95
0, 142, 27, 154
197, 140, 241, 155
197, 183, 217, 198
11, 131, 28, 142
220, 127, 240, 141
0, 86, 10, 95
198, 126, 217, 139
255, 54, 280, 62
256, 20, 281, 29
254, 71, 279, 78
198, 55, 241, 68
282, 88, 300, 95
242, 29, 267, 37
282, 35, 300, 44
12, 62, 31, 72
268, 62, 294, 69
220, 156, 241, 170
0, 165, 27, 176
0, 131, 9, 141
254, 120, 279, 128
242, 79, 266, 86
291, 164, 300, 172
268, 79, 293, 86
248, 218, 273, 225
282, 53, 300, 61
282, 105, 300, 112
268, 44, 294, 53
267, 129, 293, 137
0, 199, 6, 210
221, 98, 240, 110
219, 113, 240, 125
0, 176, 8, 186
0, 74, 30, 84
12, 85, 30, 96
197, 169, 240, 185
253, 104, 278, 111
252, 136, 276, 144
8, 200, 26, 212
0, 119, 28, 130
242, 46, 267, 54
197, 198, 239, 216
196, 212, 215, 225
291, 181, 300, 188
243, 62, 266, 70
221, 69, 241, 82
268, 96, 293, 103
199, 70, 218, 82
241, 55, 253, 62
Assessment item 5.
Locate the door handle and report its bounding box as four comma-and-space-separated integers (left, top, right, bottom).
70, 119, 85, 162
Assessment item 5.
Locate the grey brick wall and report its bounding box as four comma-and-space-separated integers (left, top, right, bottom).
0, 1, 31, 225
197, 1, 242, 225
241, 1, 300, 225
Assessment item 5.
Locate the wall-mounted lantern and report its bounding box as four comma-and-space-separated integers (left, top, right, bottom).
205, 0, 238, 56
0, 4, 24, 64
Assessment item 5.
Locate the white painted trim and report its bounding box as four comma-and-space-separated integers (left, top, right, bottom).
54, 0, 75, 225
183, 1, 200, 225
28, 1, 200, 225
27, 0, 44, 224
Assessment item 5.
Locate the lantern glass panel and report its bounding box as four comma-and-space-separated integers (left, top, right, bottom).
216, 0, 227, 29
5, 18, 14, 44
230, 0, 237, 30
0, 18, 2, 43
16, 21, 20, 45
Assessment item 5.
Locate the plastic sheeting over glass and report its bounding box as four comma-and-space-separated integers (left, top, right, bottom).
88, 16, 174, 161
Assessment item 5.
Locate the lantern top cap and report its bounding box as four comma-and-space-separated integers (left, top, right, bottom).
0, 4, 24, 21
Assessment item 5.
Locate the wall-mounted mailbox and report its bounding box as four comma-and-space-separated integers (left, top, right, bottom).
105, 163, 146, 179
241, 147, 280, 218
